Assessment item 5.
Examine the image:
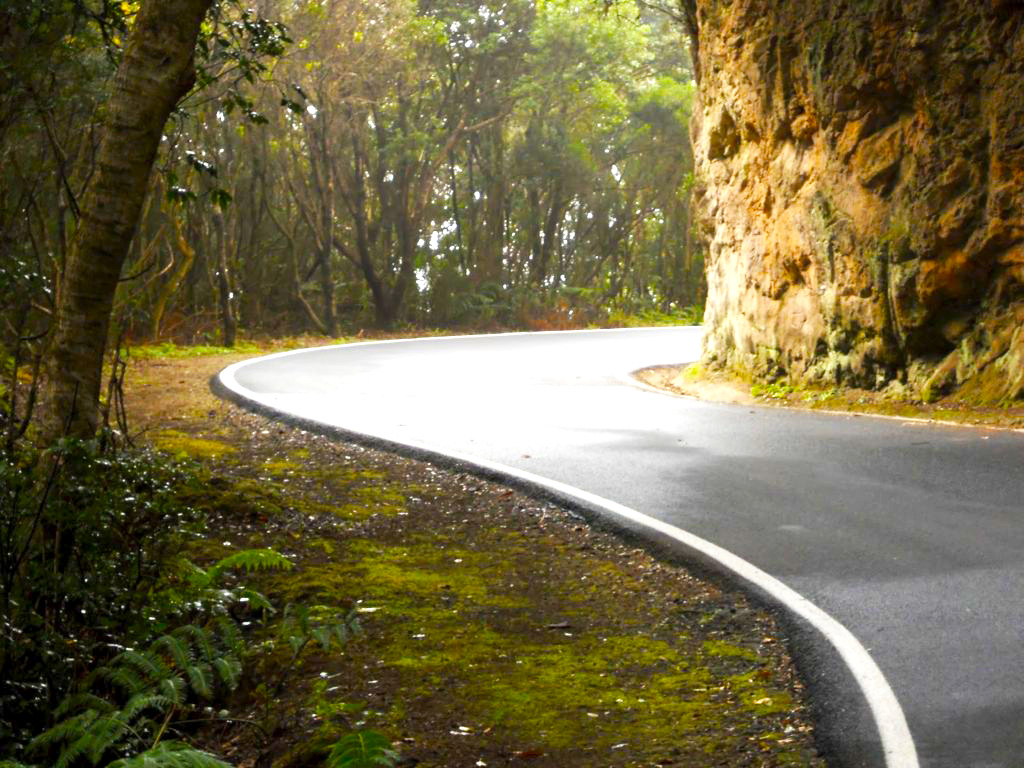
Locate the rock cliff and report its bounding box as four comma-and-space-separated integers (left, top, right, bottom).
687, 0, 1024, 401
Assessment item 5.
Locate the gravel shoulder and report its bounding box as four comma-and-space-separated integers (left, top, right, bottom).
123, 349, 828, 768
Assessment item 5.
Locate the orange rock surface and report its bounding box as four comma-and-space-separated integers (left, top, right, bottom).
686, 0, 1024, 401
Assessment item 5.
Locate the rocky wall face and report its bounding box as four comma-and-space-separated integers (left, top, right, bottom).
690, 0, 1024, 401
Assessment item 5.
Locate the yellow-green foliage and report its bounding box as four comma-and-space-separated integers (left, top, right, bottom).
314, 468, 409, 520
262, 458, 300, 474
151, 429, 236, 459
266, 529, 806, 760
679, 362, 704, 381
751, 381, 795, 400
129, 341, 265, 358
169, 435, 816, 764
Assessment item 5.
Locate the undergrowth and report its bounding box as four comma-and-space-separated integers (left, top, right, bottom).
0, 428, 394, 767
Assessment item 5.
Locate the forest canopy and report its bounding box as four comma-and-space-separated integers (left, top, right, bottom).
1, 0, 700, 352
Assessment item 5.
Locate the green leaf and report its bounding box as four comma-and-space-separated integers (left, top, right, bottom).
326, 731, 399, 768
105, 741, 232, 768
207, 548, 293, 581
210, 188, 232, 210
166, 186, 197, 205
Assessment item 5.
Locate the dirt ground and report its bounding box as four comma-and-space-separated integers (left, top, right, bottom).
121, 349, 827, 768
634, 363, 1024, 431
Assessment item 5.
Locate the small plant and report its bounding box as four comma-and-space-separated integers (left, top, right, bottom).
253, 601, 361, 729
326, 731, 399, 768
171, 548, 294, 619
126, 342, 264, 360
26, 623, 242, 767
750, 381, 794, 400
14, 546, 357, 768
605, 304, 704, 328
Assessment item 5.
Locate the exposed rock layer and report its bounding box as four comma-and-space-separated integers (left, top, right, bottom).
689, 0, 1024, 401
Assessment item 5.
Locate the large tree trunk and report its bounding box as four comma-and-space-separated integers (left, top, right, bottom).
43, 0, 213, 441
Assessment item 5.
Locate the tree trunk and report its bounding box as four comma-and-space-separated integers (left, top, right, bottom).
151, 216, 198, 340
212, 207, 237, 347
42, 0, 213, 441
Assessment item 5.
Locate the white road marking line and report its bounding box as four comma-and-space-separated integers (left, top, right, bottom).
218, 331, 920, 768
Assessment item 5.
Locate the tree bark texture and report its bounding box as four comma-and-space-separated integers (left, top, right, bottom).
43, 0, 213, 440
212, 206, 237, 347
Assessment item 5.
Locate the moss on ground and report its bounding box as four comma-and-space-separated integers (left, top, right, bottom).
151, 429, 236, 459
249, 487, 821, 766
644, 363, 1024, 429
124, 351, 826, 768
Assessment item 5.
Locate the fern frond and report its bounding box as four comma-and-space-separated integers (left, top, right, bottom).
326, 731, 399, 768
182, 559, 213, 590
213, 616, 244, 657
52, 735, 92, 768
55, 691, 116, 719
43, 708, 131, 768
211, 656, 242, 691
119, 649, 172, 687
28, 710, 99, 753
232, 587, 273, 612
151, 634, 194, 673
184, 662, 213, 699
80, 711, 134, 767
121, 692, 174, 721
172, 624, 216, 664
104, 741, 232, 768
157, 675, 187, 707
101, 665, 149, 697
207, 548, 293, 582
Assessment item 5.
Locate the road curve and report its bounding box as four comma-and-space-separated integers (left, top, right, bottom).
216, 327, 1024, 768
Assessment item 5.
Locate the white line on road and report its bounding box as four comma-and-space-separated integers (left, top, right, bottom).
217, 332, 920, 768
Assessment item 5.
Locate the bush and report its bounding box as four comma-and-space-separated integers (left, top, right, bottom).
0, 439, 204, 758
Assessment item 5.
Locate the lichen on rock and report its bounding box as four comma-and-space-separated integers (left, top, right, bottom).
687, 0, 1024, 401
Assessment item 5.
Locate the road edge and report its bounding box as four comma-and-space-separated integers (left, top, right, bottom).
626, 364, 1024, 434
212, 335, 920, 768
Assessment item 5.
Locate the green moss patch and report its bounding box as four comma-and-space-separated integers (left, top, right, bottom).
129, 361, 825, 768
251, 483, 823, 767
151, 429, 236, 459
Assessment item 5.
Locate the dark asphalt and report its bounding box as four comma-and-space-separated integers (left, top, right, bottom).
219, 327, 1024, 768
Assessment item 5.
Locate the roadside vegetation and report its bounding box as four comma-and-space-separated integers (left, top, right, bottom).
0, 341, 826, 767
1, 335, 831, 768
24, 348, 834, 767
0, 1, 821, 764
636, 364, 1024, 430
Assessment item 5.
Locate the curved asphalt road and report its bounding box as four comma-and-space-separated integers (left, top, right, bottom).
217, 327, 1024, 768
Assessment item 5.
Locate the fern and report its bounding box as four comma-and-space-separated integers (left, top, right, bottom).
174, 548, 291, 619
29, 624, 241, 768
326, 731, 399, 768
206, 548, 293, 582
105, 741, 232, 768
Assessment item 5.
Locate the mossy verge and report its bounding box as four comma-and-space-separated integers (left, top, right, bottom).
638, 363, 1024, 430
124, 350, 827, 767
